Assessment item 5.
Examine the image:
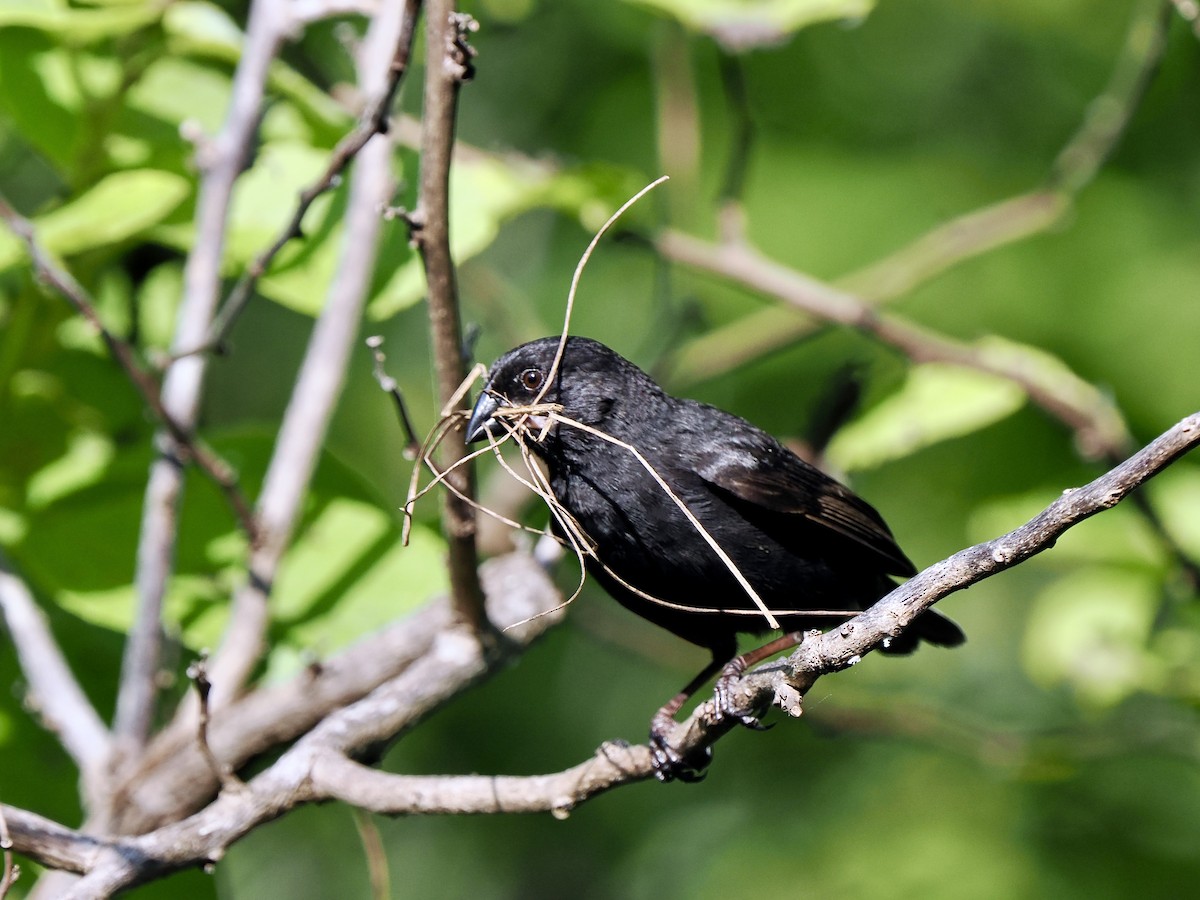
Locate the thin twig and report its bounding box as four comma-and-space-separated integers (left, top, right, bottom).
0, 556, 111, 810
1049, 0, 1170, 193
365, 335, 421, 457
186, 653, 243, 792
351, 810, 390, 900
665, 0, 1171, 388
0, 195, 258, 540
410, 1, 488, 635
658, 230, 1130, 459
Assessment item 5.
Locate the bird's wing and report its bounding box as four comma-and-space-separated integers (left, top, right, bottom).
690, 421, 916, 577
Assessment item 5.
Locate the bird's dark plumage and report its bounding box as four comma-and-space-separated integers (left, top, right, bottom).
467, 336, 963, 778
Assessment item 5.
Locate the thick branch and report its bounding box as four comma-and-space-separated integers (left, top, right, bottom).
202, 0, 415, 712
115, 0, 292, 753
0, 806, 100, 877
412, 2, 488, 634
110, 593, 453, 834
310, 747, 646, 816
6, 553, 562, 895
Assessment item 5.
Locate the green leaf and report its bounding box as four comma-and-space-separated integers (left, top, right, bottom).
623, 0, 874, 51
163, 1, 346, 134
1022, 568, 1159, 708
0, 0, 160, 44
126, 54, 235, 135
161, 0, 243, 50
230, 142, 344, 315
25, 429, 115, 509
263, 500, 447, 680
0, 169, 190, 270
136, 260, 185, 352
1148, 466, 1200, 560
826, 363, 1027, 472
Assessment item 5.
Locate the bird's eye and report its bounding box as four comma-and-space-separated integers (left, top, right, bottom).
519, 368, 544, 392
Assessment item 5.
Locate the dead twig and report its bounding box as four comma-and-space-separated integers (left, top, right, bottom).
186, 653, 243, 793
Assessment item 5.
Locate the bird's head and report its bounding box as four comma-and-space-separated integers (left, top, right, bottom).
465, 336, 661, 446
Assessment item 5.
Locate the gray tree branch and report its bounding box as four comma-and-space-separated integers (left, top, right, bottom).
116, 0, 295, 753
6, 414, 1197, 893
6, 553, 562, 897
200, 0, 416, 714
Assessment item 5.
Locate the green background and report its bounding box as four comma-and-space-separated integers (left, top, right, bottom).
2, 0, 1200, 896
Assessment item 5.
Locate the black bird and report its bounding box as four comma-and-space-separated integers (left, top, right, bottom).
466, 336, 963, 779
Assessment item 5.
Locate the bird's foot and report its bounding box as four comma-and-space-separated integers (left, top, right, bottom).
648, 710, 711, 783
712, 659, 773, 731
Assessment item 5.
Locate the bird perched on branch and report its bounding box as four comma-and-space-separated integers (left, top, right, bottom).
466, 336, 963, 780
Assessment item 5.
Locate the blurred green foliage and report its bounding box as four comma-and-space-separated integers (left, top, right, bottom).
2, 0, 1200, 896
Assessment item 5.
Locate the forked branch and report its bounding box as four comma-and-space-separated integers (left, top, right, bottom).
5, 414, 1196, 883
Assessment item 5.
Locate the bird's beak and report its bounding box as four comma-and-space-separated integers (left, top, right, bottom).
465, 391, 503, 444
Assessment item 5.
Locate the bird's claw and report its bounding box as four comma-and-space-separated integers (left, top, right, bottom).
648, 713, 711, 783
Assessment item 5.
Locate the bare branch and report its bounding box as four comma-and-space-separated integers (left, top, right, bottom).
7, 553, 562, 895
666, 0, 1171, 388
202, 0, 418, 712
411, 2, 489, 635
0, 557, 110, 807
110, 593, 454, 834
7, 417, 1198, 890
0, 806, 98, 878
310, 745, 645, 816
116, 0, 295, 752
657, 229, 1130, 459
